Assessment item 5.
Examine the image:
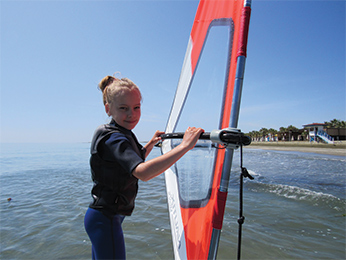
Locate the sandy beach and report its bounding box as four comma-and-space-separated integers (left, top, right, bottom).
246, 141, 346, 157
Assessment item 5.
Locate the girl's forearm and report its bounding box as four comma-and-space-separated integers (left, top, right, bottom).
135, 127, 203, 181
132, 144, 189, 182
143, 142, 154, 158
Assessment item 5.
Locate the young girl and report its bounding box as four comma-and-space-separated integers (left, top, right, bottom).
84, 75, 204, 259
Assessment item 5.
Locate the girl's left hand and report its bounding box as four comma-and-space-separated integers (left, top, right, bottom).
149, 130, 165, 145
144, 130, 165, 158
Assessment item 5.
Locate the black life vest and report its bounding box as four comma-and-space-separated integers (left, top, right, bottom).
89, 120, 146, 216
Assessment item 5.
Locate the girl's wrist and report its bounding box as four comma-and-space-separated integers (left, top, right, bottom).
176, 142, 190, 153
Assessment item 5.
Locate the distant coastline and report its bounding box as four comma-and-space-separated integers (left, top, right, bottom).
247, 141, 346, 157
153, 140, 346, 156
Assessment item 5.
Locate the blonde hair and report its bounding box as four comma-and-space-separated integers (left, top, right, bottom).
98, 76, 142, 106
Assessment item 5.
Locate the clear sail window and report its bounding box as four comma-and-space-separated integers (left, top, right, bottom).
174, 21, 234, 207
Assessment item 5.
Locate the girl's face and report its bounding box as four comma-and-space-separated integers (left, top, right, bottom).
106, 89, 141, 130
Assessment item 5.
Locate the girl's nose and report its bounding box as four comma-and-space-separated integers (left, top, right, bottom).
127, 108, 134, 117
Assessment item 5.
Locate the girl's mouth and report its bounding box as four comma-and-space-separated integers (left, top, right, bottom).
125, 120, 137, 124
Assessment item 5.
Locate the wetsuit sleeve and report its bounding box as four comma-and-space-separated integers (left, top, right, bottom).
100, 132, 144, 175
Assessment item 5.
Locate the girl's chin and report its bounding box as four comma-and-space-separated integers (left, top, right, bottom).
123, 122, 138, 130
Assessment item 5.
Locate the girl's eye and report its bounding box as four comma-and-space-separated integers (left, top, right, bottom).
135, 106, 141, 110
119, 107, 128, 111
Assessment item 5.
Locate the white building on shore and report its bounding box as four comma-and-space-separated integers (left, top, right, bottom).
303, 123, 334, 144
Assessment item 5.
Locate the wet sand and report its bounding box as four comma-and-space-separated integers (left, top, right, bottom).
246, 141, 346, 157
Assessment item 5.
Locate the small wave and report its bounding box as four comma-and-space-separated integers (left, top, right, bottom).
249, 182, 345, 207
267, 184, 337, 201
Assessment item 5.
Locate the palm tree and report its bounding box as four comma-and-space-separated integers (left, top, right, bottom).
286, 125, 299, 141
287, 125, 299, 132
325, 119, 346, 128
248, 130, 260, 141
259, 128, 269, 141
245, 131, 253, 140
301, 130, 308, 141
279, 127, 287, 141
268, 128, 278, 141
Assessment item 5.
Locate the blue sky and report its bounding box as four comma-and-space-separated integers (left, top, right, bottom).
1, 0, 345, 143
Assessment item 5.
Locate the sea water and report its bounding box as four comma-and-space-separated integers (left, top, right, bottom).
0, 143, 345, 259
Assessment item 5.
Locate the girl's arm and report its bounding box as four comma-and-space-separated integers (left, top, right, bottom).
144, 130, 165, 158
133, 127, 204, 182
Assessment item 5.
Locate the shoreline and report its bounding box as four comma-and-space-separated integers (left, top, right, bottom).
246, 141, 346, 157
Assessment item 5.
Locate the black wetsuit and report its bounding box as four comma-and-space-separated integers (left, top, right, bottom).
84, 120, 146, 259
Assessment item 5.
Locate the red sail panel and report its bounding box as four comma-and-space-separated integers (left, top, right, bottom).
179, 1, 246, 259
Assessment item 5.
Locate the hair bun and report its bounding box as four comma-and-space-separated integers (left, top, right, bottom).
98, 74, 140, 106
98, 76, 115, 92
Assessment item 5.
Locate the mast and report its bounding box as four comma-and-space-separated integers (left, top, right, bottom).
209, 1, 252, 259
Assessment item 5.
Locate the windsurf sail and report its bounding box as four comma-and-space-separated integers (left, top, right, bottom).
161, 0, 252, 259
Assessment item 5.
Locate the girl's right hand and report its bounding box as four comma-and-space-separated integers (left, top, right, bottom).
181, 127, 204, 151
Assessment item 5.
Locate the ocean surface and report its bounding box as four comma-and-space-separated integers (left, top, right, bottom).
0, 142, 345, 260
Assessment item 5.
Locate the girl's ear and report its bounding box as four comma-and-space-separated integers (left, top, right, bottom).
105, 103, 111, 116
